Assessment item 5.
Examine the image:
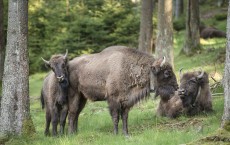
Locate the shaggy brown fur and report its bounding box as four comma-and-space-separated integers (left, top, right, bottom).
41, 53, 69, 136
157, 70, 213, 118
67, 46, 178, 136
200, 25, 226, 39
179, 71, 213, 115
157, 91, 184, 118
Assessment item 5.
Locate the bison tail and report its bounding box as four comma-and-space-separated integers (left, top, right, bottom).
41, 90, 45, 109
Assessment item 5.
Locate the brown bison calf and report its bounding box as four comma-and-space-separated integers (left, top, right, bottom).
157, 70, 213, 118
40, 50, 69, 136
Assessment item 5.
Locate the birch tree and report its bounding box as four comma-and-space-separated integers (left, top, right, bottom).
221, 0, 230, 129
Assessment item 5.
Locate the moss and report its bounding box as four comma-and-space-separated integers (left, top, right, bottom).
188, 129, 230, 145
22, 115, 36, 138
222, 121, 230, 132
0, 133, 10, 144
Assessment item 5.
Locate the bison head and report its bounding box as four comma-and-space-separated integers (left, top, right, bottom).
151, 57, 178, 100
178, 69, 205, 108
42, 50, 69, 105
42, 50, 69, 83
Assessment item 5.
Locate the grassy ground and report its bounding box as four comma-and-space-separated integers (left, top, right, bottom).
5, 32, 226, 145
4, 3, 228, 144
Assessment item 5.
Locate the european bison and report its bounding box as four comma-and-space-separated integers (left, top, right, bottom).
40, 50, 69, 136
67, 46, 178, 136
179, 70, 213, 115
200, 25, 226, 39
157, 69, 213, 118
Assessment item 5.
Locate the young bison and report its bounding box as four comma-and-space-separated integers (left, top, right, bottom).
40, 50, 69, 136
157, 69, 213, 118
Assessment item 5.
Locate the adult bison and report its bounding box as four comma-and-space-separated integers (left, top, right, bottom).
200, 25, 226, 39
157, 69, 213, 118
179, 70, 213, 115
40, 50, 69, 136
67, 46, 178, 136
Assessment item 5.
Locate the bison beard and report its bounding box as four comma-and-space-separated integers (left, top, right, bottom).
67, 46, 178, 136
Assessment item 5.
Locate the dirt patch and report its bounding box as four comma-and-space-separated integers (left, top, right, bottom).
159, 118, 204, 131
189, 129, 230, 145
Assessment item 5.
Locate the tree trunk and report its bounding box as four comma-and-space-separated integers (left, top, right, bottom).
217, 0, 226, 7
0, 0, 30, 135
155, 0, 174, 67
66, 0, 69, 16
175, 0, 183, 19
183, 0, 200, 56
0, 0, 4, 83
221, 0, 230, 129
138, 0, 154, 54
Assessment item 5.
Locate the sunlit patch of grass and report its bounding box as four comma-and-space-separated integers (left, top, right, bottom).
29, 73, 47, 97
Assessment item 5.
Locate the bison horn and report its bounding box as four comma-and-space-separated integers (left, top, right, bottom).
197, 68, 204, 79
160, 56, 166, 67
41, 57, 50, 65
64, 49, 68, 60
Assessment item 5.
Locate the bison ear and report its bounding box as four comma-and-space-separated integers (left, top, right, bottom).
164, 70, 170, 78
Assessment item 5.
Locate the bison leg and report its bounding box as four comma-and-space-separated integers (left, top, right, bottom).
44, 109, 51, 136
68, 111, 76, 134
60, 105, 68, 135
75, 95, 87, 132
108, 101, 120, 135
52, 108, 59, 136
121, 107, 130, 137
68, 93, 87, 134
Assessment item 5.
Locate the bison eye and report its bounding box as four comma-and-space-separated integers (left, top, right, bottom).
62, 64, 65, 68
151, 66, 159, 75
189, 79, 197, 84
164, 70, 171, 78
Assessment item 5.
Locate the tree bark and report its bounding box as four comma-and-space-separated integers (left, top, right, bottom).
217, 0, 226, 7
0, 0, 30, 135
175, 0, 183, 19
138, 0, 154, 54
221, 0, 230, 129
66, 0, 69, 16
0, 0, 4, 83
155, 0, 174, 67
183, 0, 200, 56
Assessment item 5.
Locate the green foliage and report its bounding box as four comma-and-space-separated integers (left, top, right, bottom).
215, 13, 227, 21
173, 16, 186, 31
29, 0, 140, 73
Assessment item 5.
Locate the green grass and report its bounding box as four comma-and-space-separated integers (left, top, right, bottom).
5, 31, 227, 145
3, 5, 228, 144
